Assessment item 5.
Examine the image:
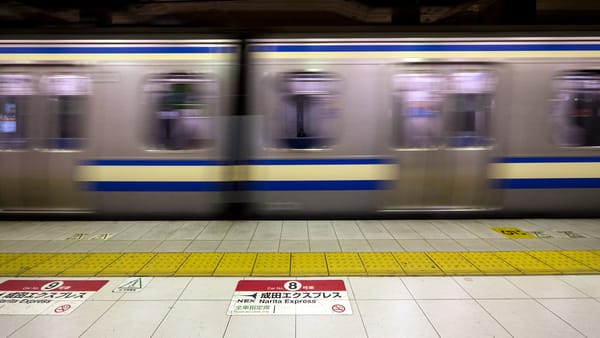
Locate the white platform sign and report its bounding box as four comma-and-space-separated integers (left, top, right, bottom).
228, 279, 352, 315
0, 280, 108, 315
113, 277, 153, 293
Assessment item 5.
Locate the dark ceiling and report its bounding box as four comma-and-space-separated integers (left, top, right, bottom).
0, 0, 595, 28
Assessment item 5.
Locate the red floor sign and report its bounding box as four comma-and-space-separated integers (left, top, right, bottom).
227, 279, 352, 315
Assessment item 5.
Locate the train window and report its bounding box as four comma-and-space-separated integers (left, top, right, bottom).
0, 75, 34, 149
145, 73, 216, 150
276, 72, 340, 149
446, 71, 495, 147
392, 72, 443, 148
42, 75, 91, 150
551, 71, 600, 147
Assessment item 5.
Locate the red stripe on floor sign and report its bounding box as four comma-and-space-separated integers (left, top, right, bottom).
0, 280, 108, 292
234, 280, 346, 292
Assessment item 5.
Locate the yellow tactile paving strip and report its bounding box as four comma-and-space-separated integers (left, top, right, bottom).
0, 251, 599, 277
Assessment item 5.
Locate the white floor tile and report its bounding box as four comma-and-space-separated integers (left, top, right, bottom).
429, 220, 479, 239
225, 315, 295, 338
11, 300, 114, 338
81, 300, 174, 338
253, 221, 282, 240
506, 276, 588, 298
93, 240, 134, 252
516, 239, 560, 250
454, 276, 529, 299
419, 299, 511, 338
349, 277, 412, 300
179, 277, 239, 300
196, 221, 233, 240
403, 277, 470, 299
281, 221, 309, 240
559, 275, 600, 297
184, 240, 221, 252
247, 240, 280, 252
356, 220, 393, 239
484, 239, 527, 251
455, 239, 497, 251
87, 278, 126, 301
398, 239, 435, 251
279, 240, 310, 252
153, 240, 191, 252
138, 222, 181, 240
121, 277, 191, 300
60, 240, 104, 252
122, 240, 162, 252
426, 239, 465, 251
216, 240, 250, 252
339, 239, 372, 251
308, 221, 337, 240
333, 221, 364, 240
153, 300, 230, 338
538, 298, 600, 338
0, 315, 34, 337
310, 240, 341, 252
297, 307, 367, 338
359, 300, 439, 337
224, 221, 258, 240
479, 299, 585, 338
409, 222, 449, 240
165, 221, 208, 240
367, 239, 402, 251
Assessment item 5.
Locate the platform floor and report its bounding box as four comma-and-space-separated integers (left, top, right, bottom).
0, 218, 599, 337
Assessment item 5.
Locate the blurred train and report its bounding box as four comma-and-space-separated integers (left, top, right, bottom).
0, 30, 599, 217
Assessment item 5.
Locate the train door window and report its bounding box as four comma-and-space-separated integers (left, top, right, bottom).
551, 71, 600, 147
42, 75, 91, 150
277, 72, 340, 149
0, 75, 34, 149
446, 71, 495, 147
392, 72, 443, 148
145, 73, 216, 150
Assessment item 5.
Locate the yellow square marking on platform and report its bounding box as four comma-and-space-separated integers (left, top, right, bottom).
137, 253, 190, 276
175, 253, 223, 276
492, 227, 536, 239
0, 253, 21, 265
461, 252, 520, 275
98, 253, 156, 276
0, 253, 55, 276
551, 251, 600, 272
359, 252, 404, 275
213, 253, 257, 276
21, 253, 88, 276
291, 253, 328, 276
495, 252, 557, 274
326, 253, 366, 276
252, 253, 291, 276
528, 251, 595, 274
393, 252, 443, 275
427, 252, 481, 275
61, 253, 122, 276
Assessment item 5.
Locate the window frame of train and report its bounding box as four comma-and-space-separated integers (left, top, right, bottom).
40, 74, 92, 150
0, 74, 35, 150
551, 70, 600, 147
273, 71, 341, 150
144, 73, 218, 151
392, 66, 497, 149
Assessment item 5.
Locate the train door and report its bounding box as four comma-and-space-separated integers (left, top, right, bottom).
386, 66, 497, 210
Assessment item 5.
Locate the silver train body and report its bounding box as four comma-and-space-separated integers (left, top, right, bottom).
0, 32, 599, 217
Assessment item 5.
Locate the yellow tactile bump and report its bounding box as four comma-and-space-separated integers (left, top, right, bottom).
291, 252, 328, 276
175, 253, 223, 276
252, 253, 291, 276
495, 252, 557, 274
461, 252, 520, 275
61, 253, 122, 276
528, 251, 596, 274
21, 253, 89, 276
0, 253, 21, 265
552, 251, 600, 272
213, 253, 257, 276
359, 252, 404, 276
0, 253, 55, 276
392, 252, 443, 275
427, 252, 481, 275
137, 253, 190, 276
326, 253, 366, 276
98, 253, 156, 276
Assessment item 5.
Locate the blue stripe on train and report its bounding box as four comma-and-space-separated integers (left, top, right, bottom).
251, 44, 600, 53
495, 157, 600, 163
80, 160, 228, 166
241, 158, 394, 165
0, 46, 236, 54
494, 178, 600, 189
244, 180, 392, 191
